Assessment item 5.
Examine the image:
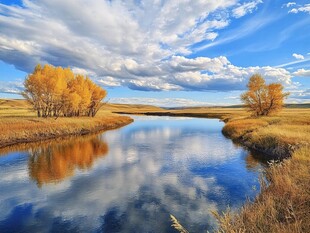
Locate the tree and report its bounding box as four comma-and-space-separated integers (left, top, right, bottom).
241, 74, 289, 116
23, 64, 107, 117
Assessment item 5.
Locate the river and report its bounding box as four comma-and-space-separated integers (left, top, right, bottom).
0, 116, 265, 233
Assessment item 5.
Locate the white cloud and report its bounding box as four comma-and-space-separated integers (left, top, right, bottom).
276, 57, 310, 68
0, 0, 297, 94
292, 53, 305, 60
0, 80, 24, 94
283, 2, 296, 8
293, 69, 310, 77
195, 11, 279, 52
288, 89, 310, 102
110, 97, 213, 107
232, 0, 263, 18
289, 4, 310, 14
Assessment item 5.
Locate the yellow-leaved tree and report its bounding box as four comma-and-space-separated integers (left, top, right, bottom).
241, 74, 289, 116
23, 64, 107, 117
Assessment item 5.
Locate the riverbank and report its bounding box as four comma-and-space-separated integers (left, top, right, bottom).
0, 100, 133, 148
1, 99, 309, 232
216, 113, 310, 233
0, 115, 133, 148
106, 104, 310, 232
110, 105, 309, 160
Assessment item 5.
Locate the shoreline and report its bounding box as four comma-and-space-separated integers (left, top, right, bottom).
113, 111, 295, 160
115, 110, 309, 232
1, 104, 309, 232
0, 114, 133, 149
117, 112, 310, 233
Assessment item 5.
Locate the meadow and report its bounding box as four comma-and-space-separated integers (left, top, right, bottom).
0, 99, 133, 148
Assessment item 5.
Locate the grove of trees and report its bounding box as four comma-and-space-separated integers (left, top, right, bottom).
241, 74, 289, 116
23, 64, 107, 117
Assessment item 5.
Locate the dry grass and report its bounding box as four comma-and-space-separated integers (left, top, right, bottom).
216, 146, 310, 233
0, 99, 133, 148
217, 109, 310, 233
107, 103, 248, 120
170, 215, 190, 233
221, 109, 310, 159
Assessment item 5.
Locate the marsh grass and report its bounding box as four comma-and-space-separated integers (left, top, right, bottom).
170, 215, 190, 233
217, 110, 310, 233
216, 147, 310, 233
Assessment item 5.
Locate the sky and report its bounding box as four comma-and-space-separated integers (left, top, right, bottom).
0, 0, 309, 107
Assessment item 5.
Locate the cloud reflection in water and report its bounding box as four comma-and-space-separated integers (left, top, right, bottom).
0, 117, 263, 233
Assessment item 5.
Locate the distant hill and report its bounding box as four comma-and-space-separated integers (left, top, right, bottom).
0, 99, 30, 108
1, 99, 309, 111
285, 103, 310, 108
165, 103, 310, 109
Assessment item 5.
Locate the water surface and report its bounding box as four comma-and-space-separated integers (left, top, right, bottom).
0, 116, 264, 232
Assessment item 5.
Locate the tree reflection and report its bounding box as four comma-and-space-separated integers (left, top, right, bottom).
28, 135, 108, 187
244, 151, 269, 171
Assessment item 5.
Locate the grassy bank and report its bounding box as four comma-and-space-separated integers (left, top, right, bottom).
222, 109, 310, 158
111, 103, 310, 232
217, 110, 310, 233
0, 99, 133, 148
216, 146, 310, 233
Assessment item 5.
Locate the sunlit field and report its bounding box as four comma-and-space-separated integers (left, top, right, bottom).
0, 99, 132, 148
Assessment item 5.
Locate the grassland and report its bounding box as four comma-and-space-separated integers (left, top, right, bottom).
0, 99, 133, 148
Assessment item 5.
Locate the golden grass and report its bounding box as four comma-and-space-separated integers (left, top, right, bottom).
170, 215, 190, 233
0, 99, 133, 148
216, 147, 310, 233
222, 109, 310, 158
216, 109, 310, 233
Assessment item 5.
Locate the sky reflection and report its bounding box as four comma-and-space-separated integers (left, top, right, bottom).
0, 116, 263, 233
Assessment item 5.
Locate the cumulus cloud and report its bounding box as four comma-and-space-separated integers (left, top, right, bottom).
0, 0, 295, 93
293, 69, 310, 77
110, 97, 213, 107
283, 2, 296, 8
292, 53, 305, 60
288, 89, 310, 102
0, 80, 24, 94
289, 4, 310, 14
232, 0, 263, 18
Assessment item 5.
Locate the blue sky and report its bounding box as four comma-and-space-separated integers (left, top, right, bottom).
0, 0, 309, 106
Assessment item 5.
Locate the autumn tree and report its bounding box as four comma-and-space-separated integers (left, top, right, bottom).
23, 64, 107, 117
241, 74, 289, 116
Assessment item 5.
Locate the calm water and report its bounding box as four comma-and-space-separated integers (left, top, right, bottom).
0, 116, 265, 233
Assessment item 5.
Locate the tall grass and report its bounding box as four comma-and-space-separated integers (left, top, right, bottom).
216, 146, 310, 233
0, 99, 133, 148
217, 110, 310, 233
